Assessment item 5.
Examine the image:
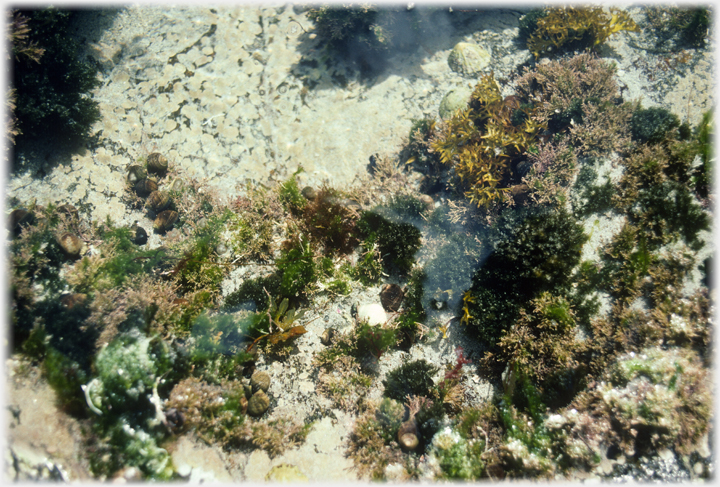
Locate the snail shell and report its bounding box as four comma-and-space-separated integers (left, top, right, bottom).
301, 186, 317, 200
126, 164, 147, 185
57, 233, 84, 258
146, 152, 168, 175
247, 390, 270, 417
8, 208, 34, 234
129, 221, 148, 245
397, 418, 420, 451
135, 178, 158, 197
56, 204, 79, 220
145, 190, 171, 212
250, 371, 271, 393
380, 284, 405, 313
153, 210, 178, 233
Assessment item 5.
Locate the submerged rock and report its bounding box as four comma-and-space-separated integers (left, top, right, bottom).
438, 86, 473, 119
448, 42, 491, 77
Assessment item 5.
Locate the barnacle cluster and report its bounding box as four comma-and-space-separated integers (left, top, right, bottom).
526, 6, 640, 58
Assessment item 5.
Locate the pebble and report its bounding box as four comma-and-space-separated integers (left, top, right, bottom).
356, 303, 387, 326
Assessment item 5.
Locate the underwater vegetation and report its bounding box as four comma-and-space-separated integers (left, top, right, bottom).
462, 207, 587, 346
523, 6, 639, 59
10, 8, 100, 144
430, 72, 545, 208
6, 4, 714, 482
644, 6, 712, 50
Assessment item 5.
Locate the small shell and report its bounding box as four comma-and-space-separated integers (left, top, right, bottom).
8, 208, 33, 234
147, 152, 168, 175
320, 328, 337, 346
397, 419, 419, 451
57, 233, 83, 258
169, 178, 185, 192
126, 164, 147, 184
380, 284, 405, 313
135, 178, 158, 197
247, 390, 270, 417
301, 186, 317, 200
59, 293, 87, 309
129, 222, 148, 245
56, 203, 79, 220
153, 210, 178, 233
145, 190, 171, 212
250, 371, 271, 393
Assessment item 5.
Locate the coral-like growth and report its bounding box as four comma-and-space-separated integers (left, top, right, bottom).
463, 207, 587, 346
357, 210, 422, 275
515, 53, 633, 159
630, 106, 680, 144
526, 6, 639, 58
430, 73, 545, 207
547, 346, 711, 467
301, 188, 360, 254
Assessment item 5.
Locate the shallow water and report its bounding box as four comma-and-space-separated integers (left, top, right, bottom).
6, 4, 715, 483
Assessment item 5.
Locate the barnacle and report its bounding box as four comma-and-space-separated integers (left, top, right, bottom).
527, 7, 639, 58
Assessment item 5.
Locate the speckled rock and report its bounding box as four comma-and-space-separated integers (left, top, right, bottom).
438, 86, 473, 119
250, 371, 271, 393
247, 390, 270, 417
265, 464, 308, 482
447, 42, 491, 76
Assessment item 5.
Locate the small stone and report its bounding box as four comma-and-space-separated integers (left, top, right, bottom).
265, 464, 308, 482
438, 86, 473, 119
447, 42, 491, 77
59, 293, 87, 309
250, 371, 271, 393
418, 194, 434, 212
356, 303, 387, 326
247, 390, 270, 417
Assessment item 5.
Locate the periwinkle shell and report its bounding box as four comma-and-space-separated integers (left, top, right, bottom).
135, 178, 158, 197
126, 165, 147, 185
153, 210, 178, 233
250, 371, 271, 393
380, 284, 405, 313
8, 208, 34, 234
129, 221, 148, 245
57, 233, 83, 258
147, 152, 168, 175
247, 390, 270, 417
397, 419, 420, 451
145, 190, 171, 212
